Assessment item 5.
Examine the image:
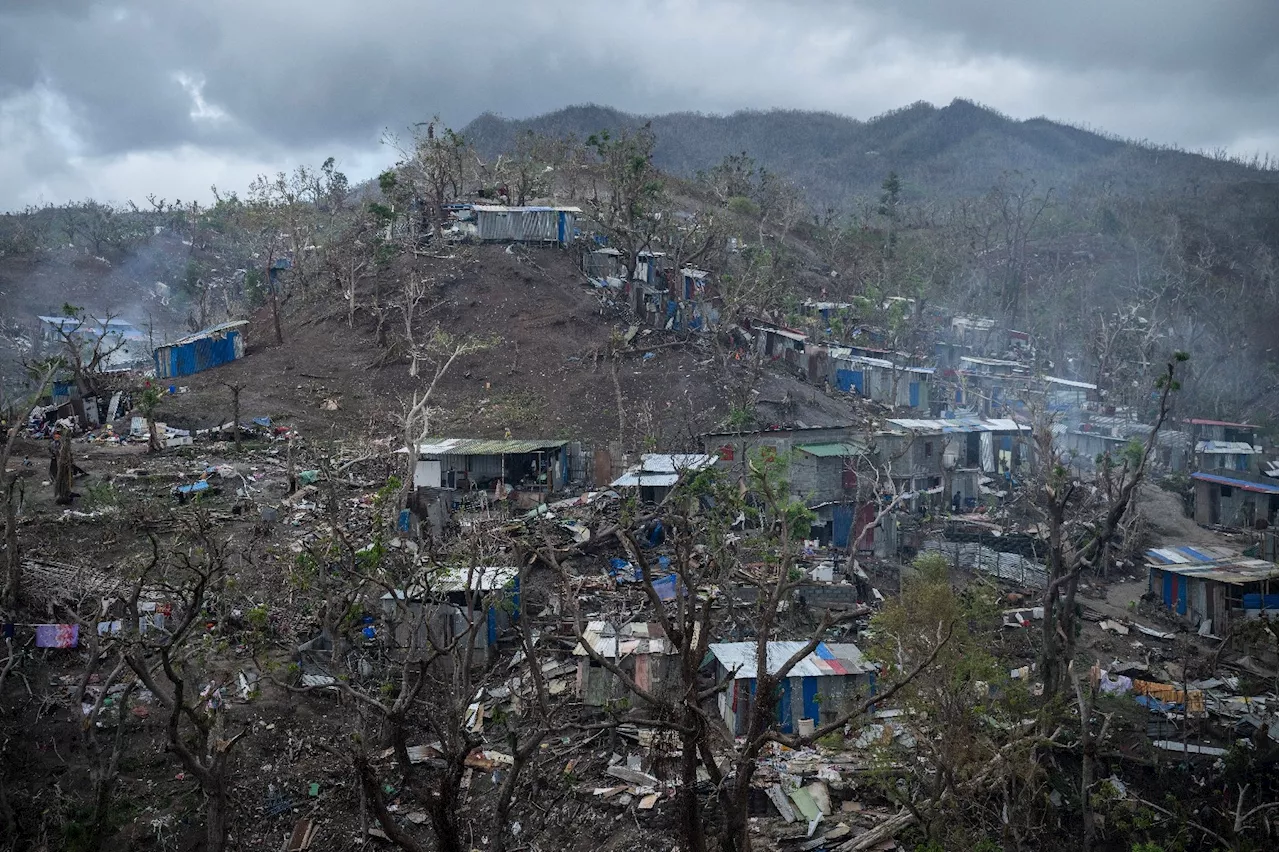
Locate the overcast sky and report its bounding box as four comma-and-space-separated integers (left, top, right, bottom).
1, 0, 1275, 210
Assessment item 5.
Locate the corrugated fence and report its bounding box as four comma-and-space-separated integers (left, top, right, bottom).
923, 539, 1047, 588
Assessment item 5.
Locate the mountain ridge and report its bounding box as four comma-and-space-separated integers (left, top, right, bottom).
464, 98, 1274, 207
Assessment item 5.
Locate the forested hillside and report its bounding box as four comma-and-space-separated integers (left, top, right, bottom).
464, 99, 1276, 207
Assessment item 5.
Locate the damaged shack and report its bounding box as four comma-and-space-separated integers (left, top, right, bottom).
153, 320, 248, 379
1145, 545, 1278, 633
411, 438, 574, 502
380, 565, 520, 660
709, 641, 876, 735
575, 621, 679, 706
611, 453, 717, 504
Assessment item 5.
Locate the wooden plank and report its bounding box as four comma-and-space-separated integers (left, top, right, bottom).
283, 818, 315, 851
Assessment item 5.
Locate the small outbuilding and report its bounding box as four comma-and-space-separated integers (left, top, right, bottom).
708, 641, 876, 735
412, 438, 571, 497
575, 621, 678, 706
380, 565, 519, 660
469, 205, 581, 246
153, 320, 248, 379
611, 453, 717, 504
1145, 545, 1278, 633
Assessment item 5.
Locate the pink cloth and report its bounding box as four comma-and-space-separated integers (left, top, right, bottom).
35, 624, 79, 648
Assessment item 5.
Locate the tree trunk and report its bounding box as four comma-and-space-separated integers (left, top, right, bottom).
1040, 500, 1067, 697
348, 260, 357, 328
55, 437, 73, 504
205, 781, 230, 852
230, 387, 242, 454
427, 769, 465, 852
719, 772, 752, 852
2, 474, 19, 610
270, 288, 284, 345
678, 718, 708, 852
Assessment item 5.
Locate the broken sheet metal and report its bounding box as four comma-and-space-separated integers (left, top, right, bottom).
1151, 740, 1227, 757
574, 622, 672, 660
708, 641, 876, 679
1002, 606, 1044, 628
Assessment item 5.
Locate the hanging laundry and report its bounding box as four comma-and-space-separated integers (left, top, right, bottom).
35, 624, 79, 648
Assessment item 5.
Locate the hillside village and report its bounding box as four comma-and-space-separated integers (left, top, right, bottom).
0, 114, 1277, 852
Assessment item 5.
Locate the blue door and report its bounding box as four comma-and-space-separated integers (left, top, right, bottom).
908, 382, 920, 408
1176, 578, 1187, 616
832, 504, 853, 548
777, 678, 793, 734
1162, 572, 1173, 608
801, 677, 820, 725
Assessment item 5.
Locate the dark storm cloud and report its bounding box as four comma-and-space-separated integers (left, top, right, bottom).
0, 0, 1274, 208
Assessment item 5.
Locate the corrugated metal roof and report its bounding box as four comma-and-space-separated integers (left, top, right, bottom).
611, 454, 716, 488
708, 641, 874, 679
1144, 545, 1278, 585
886, 417, 1030, 434
168, 320, 249, 347
470, 204, 583, 213
1190, 472, 1278, 494
40, 315, 147, 340
1145, 545, 1239, 565
1195, 441, 1259, 454
1044, 376, 1097, 390
573, 622, 672, 658
380, 566, 519, 599
418, 438, 568, 455
764, 327, 807, 342
795, 442, 864, 458
636, 453, 717, 473
959, 355, 1024, 367
612, 472, 678, 487
1186, 418, 1253, 428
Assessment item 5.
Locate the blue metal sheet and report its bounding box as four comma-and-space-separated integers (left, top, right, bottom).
778, 677, 793, 734
801, 677, 820, 724
832, 504, 853, 548
1162, 571, 1173, 607
834, 369, 864, 393
1176, 577, 1187, 615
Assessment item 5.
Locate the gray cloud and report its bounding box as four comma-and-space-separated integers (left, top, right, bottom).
0, 0, 1274, 209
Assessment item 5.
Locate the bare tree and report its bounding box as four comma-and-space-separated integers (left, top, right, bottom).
399, 330, 497, 492
1, 360, 56, 610
123, 514, 252, 852
1034, 354, 1186, 698
547, 458, 949, 852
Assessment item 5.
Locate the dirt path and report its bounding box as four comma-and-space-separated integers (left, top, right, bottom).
1132, 482, 1223, 549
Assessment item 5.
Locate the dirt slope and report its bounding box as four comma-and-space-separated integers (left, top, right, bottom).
154, 244, 858, 449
